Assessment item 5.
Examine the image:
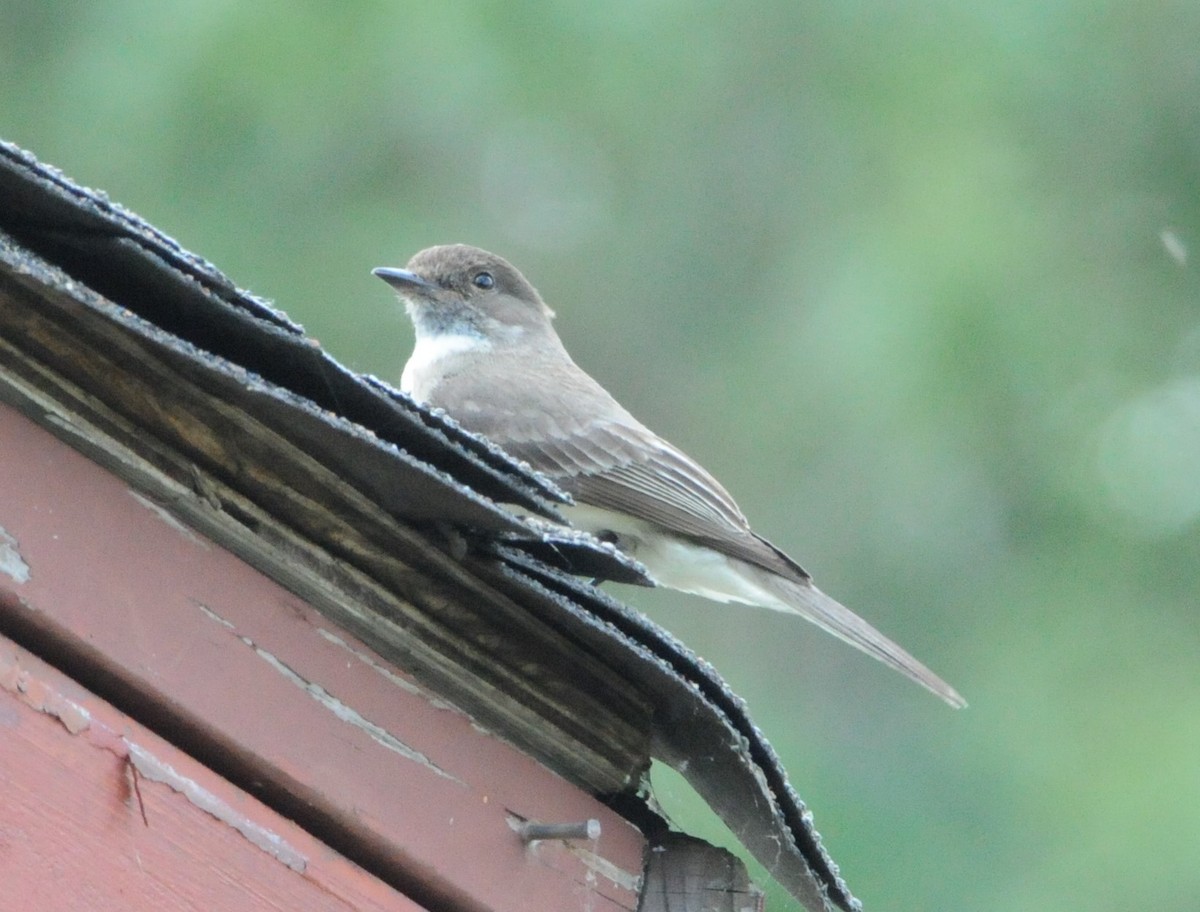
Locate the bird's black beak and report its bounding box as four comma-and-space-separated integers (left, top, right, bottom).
372, 267, 437, 294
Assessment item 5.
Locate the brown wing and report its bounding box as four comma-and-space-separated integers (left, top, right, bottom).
500, 419, 812, 584
424, 346, 811, 582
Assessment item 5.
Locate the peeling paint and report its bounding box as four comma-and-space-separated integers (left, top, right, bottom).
126, 490, 209, 548
316, 627, 461, 713
0, 650, 307, 871
252, 643, 465, 785
0, 650, 307, 872
0, 525, 31, 583
195, 602, 236, 630
126, 742, 308, 872
0, 652, 91, 734
196, 602, 465, 784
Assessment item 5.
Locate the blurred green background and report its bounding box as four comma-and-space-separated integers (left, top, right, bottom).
4, 2, 1198, 909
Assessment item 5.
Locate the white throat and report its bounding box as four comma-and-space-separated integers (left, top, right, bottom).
401, 331, 492, 395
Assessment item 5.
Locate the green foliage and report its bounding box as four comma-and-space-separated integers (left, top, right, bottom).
5, 3, 1198, 909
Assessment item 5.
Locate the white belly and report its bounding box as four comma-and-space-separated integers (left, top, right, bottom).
559, 502, 791, 611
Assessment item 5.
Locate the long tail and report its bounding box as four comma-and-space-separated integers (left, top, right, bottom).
753, 569, 966, 708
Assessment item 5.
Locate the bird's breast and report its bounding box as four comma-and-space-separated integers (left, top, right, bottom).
401, 331, 492, 396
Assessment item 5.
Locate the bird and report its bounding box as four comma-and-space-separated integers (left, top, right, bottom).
374, 244, 965, 707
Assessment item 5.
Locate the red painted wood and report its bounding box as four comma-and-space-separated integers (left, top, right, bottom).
0, 402, 644, 912
0, 636, 424, 912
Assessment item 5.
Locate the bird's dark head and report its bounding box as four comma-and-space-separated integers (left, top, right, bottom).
374, 244, 554, 339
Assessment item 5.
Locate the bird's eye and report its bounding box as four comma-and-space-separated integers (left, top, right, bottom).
472, 271, 495, 289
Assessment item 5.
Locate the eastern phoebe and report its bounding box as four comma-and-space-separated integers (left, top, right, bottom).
374, 245, 964, 707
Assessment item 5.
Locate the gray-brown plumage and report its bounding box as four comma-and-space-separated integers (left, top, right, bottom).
375, 244, 965, 707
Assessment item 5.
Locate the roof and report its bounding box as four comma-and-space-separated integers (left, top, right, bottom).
0, 139, 859, 912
